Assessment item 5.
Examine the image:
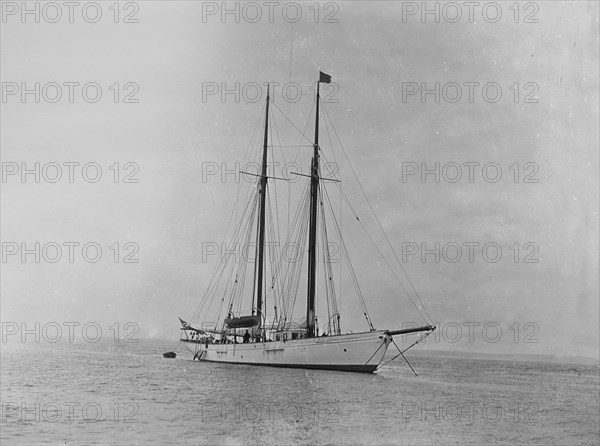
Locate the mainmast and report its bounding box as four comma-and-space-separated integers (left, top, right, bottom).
254, 85, 270, 329
306, 71, 331, 338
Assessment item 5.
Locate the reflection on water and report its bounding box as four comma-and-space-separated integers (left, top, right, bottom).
1, 340, 598, 445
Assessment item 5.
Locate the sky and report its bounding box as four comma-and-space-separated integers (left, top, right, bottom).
1, 1, 598, 359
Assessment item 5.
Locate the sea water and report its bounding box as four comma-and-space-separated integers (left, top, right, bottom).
1, 340, 598, 445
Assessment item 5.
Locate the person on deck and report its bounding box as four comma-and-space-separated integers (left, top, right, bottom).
243, 330, 250, 343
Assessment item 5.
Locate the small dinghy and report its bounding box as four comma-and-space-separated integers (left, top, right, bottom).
163, 351, 177, 358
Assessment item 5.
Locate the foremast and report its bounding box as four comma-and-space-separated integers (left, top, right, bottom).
253, 85, 270, 331
306, 71, 331, 338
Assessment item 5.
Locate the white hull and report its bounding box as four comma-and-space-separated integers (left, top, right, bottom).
181, 331, 391, 373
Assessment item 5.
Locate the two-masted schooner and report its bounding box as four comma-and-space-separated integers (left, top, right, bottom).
179, 71, 435, 373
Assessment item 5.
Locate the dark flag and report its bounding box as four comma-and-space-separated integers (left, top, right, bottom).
319, 71, 332, 83
178, 317, 190, 329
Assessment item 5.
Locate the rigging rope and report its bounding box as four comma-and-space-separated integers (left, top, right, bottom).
321, 104, 434, 326
189, 96, 435, 335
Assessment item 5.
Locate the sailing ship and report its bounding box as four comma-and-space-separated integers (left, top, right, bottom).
179, 71, 435, 373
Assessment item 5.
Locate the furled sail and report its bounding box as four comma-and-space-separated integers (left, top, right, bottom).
224, 315, 260, 328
